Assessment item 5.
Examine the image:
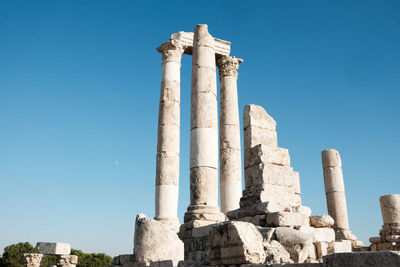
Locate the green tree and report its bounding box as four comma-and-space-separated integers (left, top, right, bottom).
71, 249, 112, 267
1, 242, 36, 267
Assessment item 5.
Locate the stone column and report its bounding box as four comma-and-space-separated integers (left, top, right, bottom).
155, 39, 184, 225
184, 24, 224, 223
380, 194, 400, 226
322, 149, 349, 231
217, 56, 243, 214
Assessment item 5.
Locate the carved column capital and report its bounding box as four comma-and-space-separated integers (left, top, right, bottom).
217, 56, 243, 79
157, 39, 185, 64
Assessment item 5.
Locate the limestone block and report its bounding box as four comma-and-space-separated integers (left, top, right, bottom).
321, 149, 341, 168
323, 251, 400, 267
377, 242, 398, 251
243, 104, 276, 130
241, 185, 301, 208
274, 227, 313, 263
238, 215, 266, 227
134, 213, 183, 262
245, 163, 296, 188
370, 236, 383, 244
36, 242, 71, 255
257, 226, 277, 243
330, 240, 352, 253
386, 235, 400, 242
244, 126, 277, 150
292, 206, 312, 217
266, 212, 309, 227
263, 240, 293, 264
227, 202, 281, 220
244, 144, 290, 169
380, 194, 400, 225
312, 228, 335, 243
310, 215, 334, 228
24, 253, 45, 267
157, 125, 179, 154
57, 255, 78, 265
209, 221, 266, 265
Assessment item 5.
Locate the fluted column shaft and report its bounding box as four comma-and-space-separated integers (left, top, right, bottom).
217, 56, 243, 214
155, 40, 184, 223
185, 24, 223, 223
322, 149, 349, 230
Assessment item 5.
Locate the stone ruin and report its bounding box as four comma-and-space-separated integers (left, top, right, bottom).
107, 24, 400, 266
24, 242, 77, 267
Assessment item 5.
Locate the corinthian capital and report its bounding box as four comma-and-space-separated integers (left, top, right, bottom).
156, 39, 185, 64
216, 56, 243, 79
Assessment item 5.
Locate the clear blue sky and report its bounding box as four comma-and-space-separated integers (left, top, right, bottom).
1, 0, 399, 257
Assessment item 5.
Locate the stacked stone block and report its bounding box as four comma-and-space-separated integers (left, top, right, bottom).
369, 194, 400, 252
225, 104, 351, 264
24, 242, 76, 267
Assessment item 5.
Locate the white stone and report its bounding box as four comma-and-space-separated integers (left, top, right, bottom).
263, 240, 293, 264
266, 212, 309, 227
312, 228, 335, 243
134, 213, 183, 262
243, 104, 276, 130
293, 206, 312, 217
209, 221, 266, 265
310, 215, 334, 228
380, 194, 400, 225
189, 128, 218, 169
155, 184, 179, 222
36, 242, 71, 255
244, 144, 290, 169
274, 227, 313, 263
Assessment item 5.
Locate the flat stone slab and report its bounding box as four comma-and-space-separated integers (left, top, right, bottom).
36, 242, 71, 255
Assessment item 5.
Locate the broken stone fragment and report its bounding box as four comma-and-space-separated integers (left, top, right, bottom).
274, 227, 313, 263
134, 213, 183, 262
24, 253, 45, 267
57, 255, 78, 265
310, 215, 334, 228
266, 212, 309, 227
263, 240, 293, 264
209, 221, 266, 265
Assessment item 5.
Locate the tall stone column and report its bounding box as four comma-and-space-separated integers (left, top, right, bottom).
217, 56, 243, 214
322, 149, 349, 231
184, 24, 224, 223
155, 39, 184, 226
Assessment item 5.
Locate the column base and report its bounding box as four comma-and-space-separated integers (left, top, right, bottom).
183, 205, 226, 223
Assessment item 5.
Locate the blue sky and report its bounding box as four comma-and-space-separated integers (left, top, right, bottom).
0, 0, 399, 256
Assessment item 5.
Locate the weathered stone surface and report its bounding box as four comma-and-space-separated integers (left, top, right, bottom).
310, 215, 334, 228
238, 215, 266, 226
134, 213, 183, 262
323, 251, 400, 267
240, 184, 301, 208
227, 202, 281, 220
380, 194, 400, 225
24, 253, 45, 267
244, 126, 278, 150
57, 255, 78, 265
36, 242, 71, 255
245, 163, 297, 188
386, 235, 400, 242
113, 254, 135, 265
263, 240, 293, 264
293, 206, 312, 217
275, 227, 313, 263
257, 227, 276, 243
209, 221, 266, 265
244, 144, 290, 169
149, 260, 179, 267
267, 212, 309, 227
312, 228, 335, 243
243, 104, 276, 130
